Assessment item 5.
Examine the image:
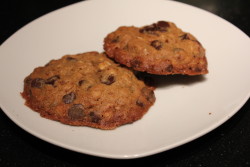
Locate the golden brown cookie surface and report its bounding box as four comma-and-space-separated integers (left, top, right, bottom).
22, 52, 155, 129
104, 21, 208, 75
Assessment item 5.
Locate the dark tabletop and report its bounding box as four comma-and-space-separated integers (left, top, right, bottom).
1, 0, 250, 166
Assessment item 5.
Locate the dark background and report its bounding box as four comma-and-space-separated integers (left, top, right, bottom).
1, 0, 250, 166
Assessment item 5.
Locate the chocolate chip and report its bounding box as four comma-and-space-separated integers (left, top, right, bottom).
66, 57, 77, 61
141, 87, 155, 103
147, 91, 155, 103
139, 24, 157, 33
68, 104, 84, 120
101, 75, 115, 85
179, 33, 190, 40
111, 36, 120, 43
139, 21, 169, 34
165, 64, 173, 72
78, 80, 85, 86
63, 92, 76, 104
46, 75, 60, 85
157, 21, 170, 28
131, 59, 142, 68
156, 21, 170, 31
150, 40, 163, 50
107, 75, 115, 84
31, 78, 45, 88
89, 112, 101, 123
136, 100, 144, 107
78, 80, 93, 90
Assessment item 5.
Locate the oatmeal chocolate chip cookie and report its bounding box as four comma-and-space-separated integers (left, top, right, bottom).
104, 21, 208, 75
21, 52, 155, 130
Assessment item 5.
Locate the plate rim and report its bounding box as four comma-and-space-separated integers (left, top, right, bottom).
0, 0, 250, 159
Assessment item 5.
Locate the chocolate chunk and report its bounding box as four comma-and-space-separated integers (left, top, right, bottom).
179, 33, 190, 40
89, 112, 101, 123
151, 40, 163, 50
136, 100, 144, 107
111, 36, 120, 43
131, 59, 142, 68
46, 75, 60, 85
156, 21, 170, 31
157, 21, 170, 28
141, 87, 155, 103
139, 21, 169, 34
66, 57, 77, 61
78, 80, 92, 90
147, 91, 155, 103
31, 78, 45, 88
165, 64, 173, 72
101, 75, 115, 85
107, 75, 115, 84
63, 92, 76, 104
68, 104, 84, 120
78, 80, 85, 86
139, 24, 157, 33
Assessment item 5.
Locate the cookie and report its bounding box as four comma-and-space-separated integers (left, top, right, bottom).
21, 52, 155, 130
104, 21, 208, 75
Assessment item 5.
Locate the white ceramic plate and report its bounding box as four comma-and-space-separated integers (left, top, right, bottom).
0, 0, 250, 159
